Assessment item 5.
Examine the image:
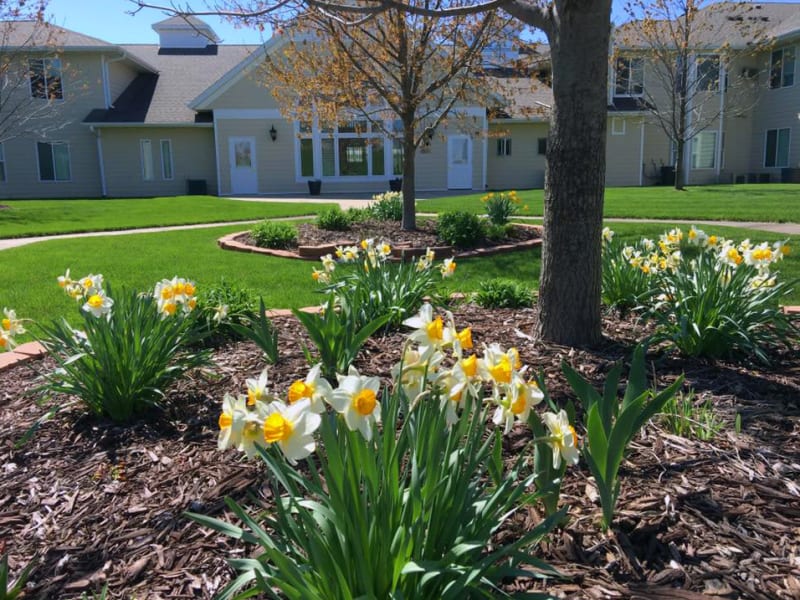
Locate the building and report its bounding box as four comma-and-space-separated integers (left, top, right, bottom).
0, 2, 797, 199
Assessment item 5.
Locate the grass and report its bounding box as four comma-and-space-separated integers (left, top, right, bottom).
4, 221, 797, 337
419, 184, 800, 223
0, 196, 340, 238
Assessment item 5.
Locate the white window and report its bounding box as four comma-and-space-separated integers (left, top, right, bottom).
37, 141, 71, 181
691, 131, 717, 169
614, 56, 644, 96
496, 138, 512, 156
297, 119, 396, 179
0, 143, 5, 182
695, 54, 720, 92
160, 139, 173, 180
770, 47, 795, 89
29, 58, 63, 100
764, 128, 790, 168
611, 117, 626, 135
140, 139, 154, 181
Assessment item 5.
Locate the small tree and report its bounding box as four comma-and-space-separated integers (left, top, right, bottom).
618, 0, 769, 189
263, 5, 512, 230
0, 1, 71, 142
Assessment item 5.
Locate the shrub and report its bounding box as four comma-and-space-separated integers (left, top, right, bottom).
345, 206, 371, 223
315, 206, 351, 231
40, 274, 209, 422
193, 307, 569, 598
482, 190, 521, 226
436, 210, 485, 248
250, 220, 297, 249
474, 278, 533, 309
368, 190, 403, 221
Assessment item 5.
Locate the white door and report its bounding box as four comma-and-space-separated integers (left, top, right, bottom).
229, 137, 258, 194
447, 135, 473, 189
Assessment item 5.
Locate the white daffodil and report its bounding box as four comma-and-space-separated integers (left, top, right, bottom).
262, 399, 321, 464
286, 364, 333, 413
478, 343, 521, 386
542, 409, 580, 469
212, 304, 229, 324
0, 331, 14, 352
402, 303, 454, 360
744, 242, 776, 275
687, 226, 707, 246
79, 273, 105, 297
239, 403, 269, 458
391, 346, 444, 400
330, 366, 381, 441
2, 308, 25, 337
246, 368, 273, 406
311, 268, 331, 284
492, 374, 544, 434
602, 227, 614, 244
438, 369, 469, 427
57, 268, 74, 290
82, 290, 113, 318
440, 257, 456, 278
218, 393, 248, 450
718, 242, 743, 268
320, 253, 336, 273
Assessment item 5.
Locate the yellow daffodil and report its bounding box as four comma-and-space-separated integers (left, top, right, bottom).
286, 364, 332, 413
542, 409, 580, 469
262, 399, 321, 464
330, 366, 381, 441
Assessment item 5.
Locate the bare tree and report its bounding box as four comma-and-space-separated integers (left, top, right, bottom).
0, 1, 73, 142
618, 0, 769, 189
131, 0, 614, 347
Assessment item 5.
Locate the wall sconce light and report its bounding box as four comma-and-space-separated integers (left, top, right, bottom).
269, 125, 277, 142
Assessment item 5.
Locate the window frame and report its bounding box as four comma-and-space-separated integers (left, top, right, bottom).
537, 137, 547, 155
614, 56, 644, 97
764, 128, 791, 168
140, 139, 154, 181
611, 117, 626, 136
690, 131, 717, 170
160, 139, 174, 180
770, 46, 796, 89
496, 137, 512, 156
28, 57, 64, 101
36, 141, 72, 182
695, 54, 720, 92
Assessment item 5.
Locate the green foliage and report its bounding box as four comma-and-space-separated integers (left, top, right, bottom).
250, 220, 297, 249
601, 236, 654, 315
436, 211, 485, 249
189, 387, 562, 599
474, 278, 533, 309
368, 191, 403, 221
315, 207, 352, 231
482, 190, 521, 226
293, 297, 390, 379
648, 251, 797, 363
228, 297, 280, 364
564, 344, 683, 529
660, 390, 723, 441
484, 222, 511, 242
39, 285, 209, 422
0, 554, 36, 600
196, 278, 257, 341
345, 206, 372, 223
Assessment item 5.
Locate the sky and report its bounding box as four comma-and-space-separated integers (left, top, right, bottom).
42, 0, 796, 45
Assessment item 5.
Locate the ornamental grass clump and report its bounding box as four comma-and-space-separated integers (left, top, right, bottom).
196, 304, 577, 599
482, 190, 523, 226
39, 271, 209, 422
368, 190, 403, 221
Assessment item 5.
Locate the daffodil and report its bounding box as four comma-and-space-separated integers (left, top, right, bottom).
602, 227, 614, 244
80, 273, 105, 297
312, 268, 331, 284
440, 257, 456, 278
402, 303, 454, 359
82, 290, 113, 318
0, 331, 14, 352
246, 368, 273, 406
391, 346, 444, 400
239, 405, 269, 458
492, 375, 543, 434
542, 409, 580, 469
212, 304, 229, 324
218, 393, 248, 450
286, 364, 332, 413
57, 268, 74, 290
262, 399, 321, 464
320, 253, 336, 273
2, 308, 25, 336
479, 343, 520, 385
330, 366, 381, 441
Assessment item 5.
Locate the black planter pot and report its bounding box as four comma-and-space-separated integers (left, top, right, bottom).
308, 179, 322, 195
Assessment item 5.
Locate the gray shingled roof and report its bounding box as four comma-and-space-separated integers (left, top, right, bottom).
615, 2, 800, 50
488, 77, 553, 120
1, 20, 115, 48
85, 44, 257, 124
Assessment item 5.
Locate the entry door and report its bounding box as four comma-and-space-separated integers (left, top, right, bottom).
229, 137, 258, 194
447, 135, 473, 189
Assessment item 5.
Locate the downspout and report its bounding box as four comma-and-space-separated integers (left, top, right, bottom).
716, 62, 725, 182
91, 126, 107, 197
684, 55, 695, 187
213, 113, 222, 196
639, 118, 645, 186
481, 111, 488, 190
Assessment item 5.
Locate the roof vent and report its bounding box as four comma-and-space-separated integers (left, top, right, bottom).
152, 16, 220, 49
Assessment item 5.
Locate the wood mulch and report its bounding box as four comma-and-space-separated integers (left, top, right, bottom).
2, 304, 799, 599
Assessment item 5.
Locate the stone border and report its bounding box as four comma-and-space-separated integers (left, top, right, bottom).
218, 223, 543, 261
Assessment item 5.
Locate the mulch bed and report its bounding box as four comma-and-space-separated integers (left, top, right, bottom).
2, 304, 799, 599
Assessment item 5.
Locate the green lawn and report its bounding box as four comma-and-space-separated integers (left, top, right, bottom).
419, 184, 800, 223
4, 221, 798, 337
0, 196, 339, 238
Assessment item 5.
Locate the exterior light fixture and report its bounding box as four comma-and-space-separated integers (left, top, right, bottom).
269, 125, 277, 142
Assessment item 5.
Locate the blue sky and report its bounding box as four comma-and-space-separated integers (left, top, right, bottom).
45, 0, 793, 45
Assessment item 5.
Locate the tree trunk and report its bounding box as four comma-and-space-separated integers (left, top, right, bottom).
674, 138, 685, 191
401, 125, 417, 230
536, 1, 611, 346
